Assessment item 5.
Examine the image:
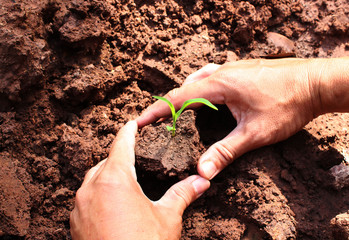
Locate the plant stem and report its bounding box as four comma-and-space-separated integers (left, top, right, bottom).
172, 123, 176, 137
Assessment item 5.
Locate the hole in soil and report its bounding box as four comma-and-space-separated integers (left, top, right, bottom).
195, 104, 237, 146
136, 168, 179, 201
241, 221, 269, 240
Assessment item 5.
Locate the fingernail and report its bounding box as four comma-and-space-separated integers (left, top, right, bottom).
200, 161, 217, 180
192, 177, 210, 196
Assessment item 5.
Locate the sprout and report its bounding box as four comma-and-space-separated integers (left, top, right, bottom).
153, 96, 218, 137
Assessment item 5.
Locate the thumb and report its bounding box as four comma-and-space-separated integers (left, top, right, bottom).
157, 175, 210, 215
198, 125, 253, 180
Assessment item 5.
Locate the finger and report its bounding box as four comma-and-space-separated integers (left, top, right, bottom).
104, 121, 138, 172
136, 78, 225, 128
81, 158, 107, 187
157, 175, 210, 215
197, 125, 254, 180
183, 63, 221, 86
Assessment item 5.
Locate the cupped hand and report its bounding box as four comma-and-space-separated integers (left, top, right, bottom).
137, 59, 321, 180
70, 121, 210, 240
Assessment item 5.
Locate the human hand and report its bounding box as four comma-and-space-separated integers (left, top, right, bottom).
137, 59, 322, 180
70, 121, 210, 240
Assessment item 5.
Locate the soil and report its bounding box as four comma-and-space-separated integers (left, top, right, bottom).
0, 0, 348, 239
136, 110, 203, 179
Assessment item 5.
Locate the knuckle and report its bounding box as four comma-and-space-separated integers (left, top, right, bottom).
213, 141, 235, 167
203, 63, 218, 72
165, 88, 180, 102
74, 187, 87, 206
205, 75, 221, 88
96, 171, 119, 185
147, 109, 163, 122
170, 184, 191, 208
205, 69, 229, 90
96, 168, 132, 189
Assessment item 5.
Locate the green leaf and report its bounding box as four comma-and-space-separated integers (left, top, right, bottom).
175, 98, 218, 121
153, 96, 176, 120
166, 125, 173, 131
153, 96, 218, 137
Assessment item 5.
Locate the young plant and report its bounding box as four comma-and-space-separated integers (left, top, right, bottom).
153, 96, 218, 137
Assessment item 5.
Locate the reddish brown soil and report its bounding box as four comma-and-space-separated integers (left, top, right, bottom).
136, 110, 204, 179
0, 0, 348, 239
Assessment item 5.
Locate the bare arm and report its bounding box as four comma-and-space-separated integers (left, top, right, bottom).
311, 57, 349, 115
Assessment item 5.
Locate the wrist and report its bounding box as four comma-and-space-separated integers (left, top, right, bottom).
307, 57, 349, 116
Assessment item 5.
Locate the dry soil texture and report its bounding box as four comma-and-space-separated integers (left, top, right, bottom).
0, 0, 349, 239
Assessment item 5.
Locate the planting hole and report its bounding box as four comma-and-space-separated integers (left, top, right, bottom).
136, 168, 179, 201
195, 104, 237, 146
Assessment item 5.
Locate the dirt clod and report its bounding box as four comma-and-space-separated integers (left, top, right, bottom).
331, 211, 349, 240
136, 111, 202, 178
0, 153, 30, 236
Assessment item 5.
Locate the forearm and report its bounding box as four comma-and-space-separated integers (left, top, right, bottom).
310, 57, 349, 115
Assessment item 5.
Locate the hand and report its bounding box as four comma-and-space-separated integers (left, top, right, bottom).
70, 121, 210, 240
137, 59, 322, 180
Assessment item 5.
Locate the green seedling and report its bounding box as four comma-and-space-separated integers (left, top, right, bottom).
153, 96, 218, 137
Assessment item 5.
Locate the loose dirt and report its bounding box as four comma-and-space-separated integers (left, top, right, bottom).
0, 0, 348, 239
